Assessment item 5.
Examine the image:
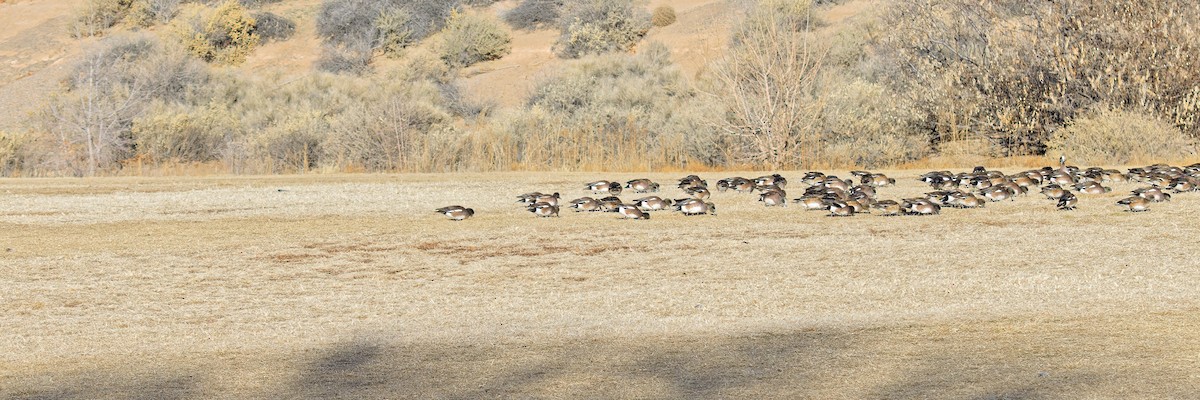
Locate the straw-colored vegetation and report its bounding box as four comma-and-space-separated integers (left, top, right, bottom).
4, 0, 1195, 176
2, 170, 1199, 397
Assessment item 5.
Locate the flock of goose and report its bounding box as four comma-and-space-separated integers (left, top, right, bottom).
435, 161, 1200, 221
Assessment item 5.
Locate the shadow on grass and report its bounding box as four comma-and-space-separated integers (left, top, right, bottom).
5, 317, 1196, 399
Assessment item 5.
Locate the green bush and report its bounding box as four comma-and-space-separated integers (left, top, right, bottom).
553, 0, 651, 58
1047, 109, 1196, 165
439, 10, 512, 68
174, 1, 261, 65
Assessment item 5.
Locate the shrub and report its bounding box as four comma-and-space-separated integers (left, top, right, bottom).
439, 10, 512, 68
315, 43, 373, 74
650, 5, 675, 27
323, 82, 454, 171
252, 11, 295, 42
132, 104, 239, 163
174, 1, 261, 65
71, 0, 181, 36
554, 0, 651, 58
71, 0, 128, 37
814, 79, 928, 168
504, 0, 563, 30
250, 112, 327, 173
880, 0, 1200, 156
1046, 109, 1196, 165
128, 0, 182, 26
316, 0, 459, 57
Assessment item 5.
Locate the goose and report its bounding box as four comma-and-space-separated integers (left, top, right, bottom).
435, 206, 474, 221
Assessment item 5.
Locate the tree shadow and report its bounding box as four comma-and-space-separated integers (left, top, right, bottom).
6, 316, 1198, 399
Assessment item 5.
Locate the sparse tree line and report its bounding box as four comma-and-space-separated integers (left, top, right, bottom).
0, 0, 1196, 176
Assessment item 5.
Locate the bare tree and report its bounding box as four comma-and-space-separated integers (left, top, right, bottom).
705, 1, 826, 169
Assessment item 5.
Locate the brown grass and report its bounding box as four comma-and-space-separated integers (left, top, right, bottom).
2, 168, 1200, 397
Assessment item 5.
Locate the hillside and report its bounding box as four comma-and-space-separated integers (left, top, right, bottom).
0, 0, 1197, 176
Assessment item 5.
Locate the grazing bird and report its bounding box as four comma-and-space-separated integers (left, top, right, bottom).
826, 200, 854, 217
685, 186, 711, 200
1134, 187, 1172, 202
625, 179, 659, 193
597, 196, 623, 212
527, 202, 560, 218
871, 200, 902, 216
633, 196, 673, 211
617, 204, 650, 219
586, 181, 623, 195
675, 199, 716, 216
1057, 191, 1078, 211
435, 206, 474, 221
1116, 196, 1149, 212
794, 195, 827, 211
569, 197, 602, 212
1040, 184, 1066, 200
759, 190, 787, 207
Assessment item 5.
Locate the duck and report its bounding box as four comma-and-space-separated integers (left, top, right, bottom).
1056, 191, 1078, 211
586, 181, 623, 195
675, 199, 716, 216
759, 190, 787, 207
597, 196, 624, 212
1133, 187, 1172, 202
677, 175, 707, 190
903, 199, 941, 215
617, 204, 650, 220
435, 206, 475, 221
625, 179, 659, 193
685, 186, 711, 200
826, 200, 854, 217
569, 197, 602, 212
527, 202, 560, 218
1116, 196, 1149, 212
870, 200, 902, 216
1040, 184, 1066, 200
1076, 181, 1112, 195
980, 186, 1015, 202
794, 195, 828, 211
633, 196, 673, 211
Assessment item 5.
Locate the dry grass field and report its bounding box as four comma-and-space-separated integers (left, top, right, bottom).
2, 169, 1199, 398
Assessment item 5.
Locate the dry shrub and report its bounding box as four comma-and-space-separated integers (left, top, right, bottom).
1046, 109, 1197, 165
815, 79, 929, 168
504, 0, 562, 30
491, 42, 718, 170
316, 43, 373, 74
173, 1, 260, 65
71, 0, 181, 37
316, 0, 459, 68
323, 81, 456, 171
438, 10, 512, 68
252, 11, 296, 42
71, 0, 129, 37
651, 5, 675, 27
131, 104, 239, 163
553, 0, 652, 58
0, 131, 38, 176
248, 112, 327, 173
705, 0, 824, 169
879, 0, 1200, 156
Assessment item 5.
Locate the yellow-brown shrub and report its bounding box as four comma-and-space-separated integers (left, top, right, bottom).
173, 1, 260, 65
1046, 109, 1196, 165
